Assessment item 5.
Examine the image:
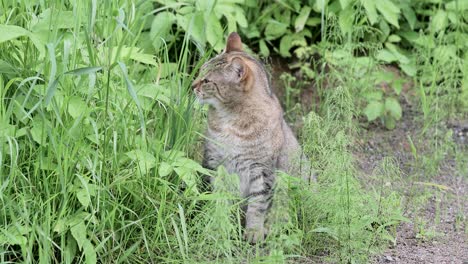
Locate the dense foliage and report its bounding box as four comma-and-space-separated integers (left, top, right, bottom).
0, 0, 466, 263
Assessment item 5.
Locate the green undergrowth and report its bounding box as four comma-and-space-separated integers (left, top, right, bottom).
0, 0, 466, 263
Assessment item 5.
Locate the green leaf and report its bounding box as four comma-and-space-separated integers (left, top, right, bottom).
234, 9, 248, 28
74, 179, 96, 209
398, 31, 434, 48
0, 226, 28, 246
67, 96, 87, 119
361, 0, 378, 25
276, 8, 291, 24
71, 222, 87, 250
364, 100, 384, 121
54, 212, 91, 233
44, 43, 58, 106
392, 79, 403, 95
82, 240, 97, 264
327, 0, 342, 13
0, 25, 45, 59
28, 32, 46, 58
118, 62, 146, 137
245, 0, 256, 7
31, 117, 50, 145
340, 0, 353, 9
447, 11, 459, 25
339, 7, 354, 35
433, 45, 457, 64
264, 20, 288, 40
0, 25, 30, 43
44, 79, 59, 106
376, 49, 397, 63
65, 66, 102, 76
400, 62, 416, 77
379, 20, 390, 41
188, 11, 206, 48
306, 17, 322, 26
174, 167, 199, 194
159, 161, 173, 177
76, 188, 91, 208
151, 12, 175, 50
31, 9, 75, 32
295, 6, 311, 32
259, 39, 269, 57
54, 219, 67, 234
431, 10, 447, 32
126, 150, 157, 174
376, 0, 400, 28
400, 1, 416, 30
0, 122, 15, 140
64, 233, 78, 262
385, 43, 409, 64
384, 116, 396, 129
385, 97, 402, 120
279, 35, 293, 57
446, 0, 468, 11
122, 48, 157, 66
205, 13, 224, 51
136, 83, 170, 106
0, 59, 16, 74
387, 34, 401, 42
313, 0, 325, 13
173, 157, 205, 172
156, 62, 178, 79
70, 220, 96, 264
364, 91, 383, 101
224, 13, 237, 34
196, 0, 213, 11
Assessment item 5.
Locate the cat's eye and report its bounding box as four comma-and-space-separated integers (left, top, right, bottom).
202, 79, 209, 84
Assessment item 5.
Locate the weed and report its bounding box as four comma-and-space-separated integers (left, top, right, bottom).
1, 0, 466, 263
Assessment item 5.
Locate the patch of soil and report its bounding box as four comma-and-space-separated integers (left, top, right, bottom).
354, 101, 468, 264
269, 56, 320, 117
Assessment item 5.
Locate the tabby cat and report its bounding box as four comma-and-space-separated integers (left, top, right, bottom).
192, 32, 312, 244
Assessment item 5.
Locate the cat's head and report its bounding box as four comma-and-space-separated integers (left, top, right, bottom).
192, 32, 271, 108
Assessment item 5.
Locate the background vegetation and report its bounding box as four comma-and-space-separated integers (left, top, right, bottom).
0, 0, 466, 263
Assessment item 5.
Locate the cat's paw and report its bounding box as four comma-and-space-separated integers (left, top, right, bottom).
243, 227, 266, 244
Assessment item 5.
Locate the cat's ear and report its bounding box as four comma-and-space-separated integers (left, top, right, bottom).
231, 58, 248, 82
231, 58, 251, 86
225, 32, 242, 53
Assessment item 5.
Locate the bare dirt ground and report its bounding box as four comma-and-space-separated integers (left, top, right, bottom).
355, 101, 468, 264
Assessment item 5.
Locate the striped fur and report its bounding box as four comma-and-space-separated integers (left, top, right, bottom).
192, 32, 313, 244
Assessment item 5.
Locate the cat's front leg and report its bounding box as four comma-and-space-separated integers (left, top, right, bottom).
243, 167, 274, 244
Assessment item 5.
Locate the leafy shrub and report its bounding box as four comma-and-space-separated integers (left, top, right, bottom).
0, 0, 466, 263
363, 70, 404, 129
149, 0, 249, 53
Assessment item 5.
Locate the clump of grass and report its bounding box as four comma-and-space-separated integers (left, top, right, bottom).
297, 86, 404, 262
3, 0, 466, 263
0, 1, 202, 263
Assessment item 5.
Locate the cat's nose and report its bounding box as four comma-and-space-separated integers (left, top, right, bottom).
191, 80, 201, 91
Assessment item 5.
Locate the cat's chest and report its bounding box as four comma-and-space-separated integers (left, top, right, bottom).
205, 112, 282, 157
206, 123, 278, 157
206, 126, 250, 150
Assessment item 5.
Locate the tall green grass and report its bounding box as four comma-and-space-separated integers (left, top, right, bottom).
0, 1, 203, 262
1, 0, 466, 263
